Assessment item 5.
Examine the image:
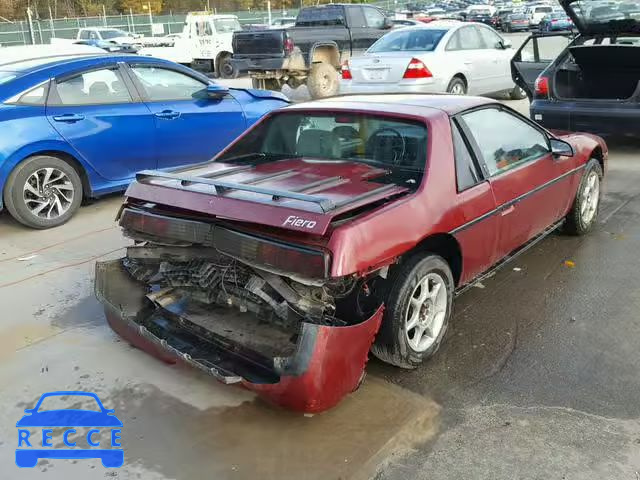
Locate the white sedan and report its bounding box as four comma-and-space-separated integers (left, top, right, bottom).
340, 21, 527, 99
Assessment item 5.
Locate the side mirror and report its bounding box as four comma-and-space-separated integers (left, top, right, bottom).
383, 17, 394, 29
550, 138, 574, 157
497, 39, 512, 49
206, 84, 229, 99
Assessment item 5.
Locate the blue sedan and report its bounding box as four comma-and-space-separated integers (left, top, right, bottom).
0, 53, 289, 228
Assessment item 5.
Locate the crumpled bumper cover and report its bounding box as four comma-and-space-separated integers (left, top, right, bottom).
95, 259, 383, 413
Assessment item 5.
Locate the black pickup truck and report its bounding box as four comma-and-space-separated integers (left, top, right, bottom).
232, 4, 393, 98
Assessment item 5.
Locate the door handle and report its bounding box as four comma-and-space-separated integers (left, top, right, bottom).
52, 114, 85, 123
501, 204, 516, 216
154, 110, 180, 120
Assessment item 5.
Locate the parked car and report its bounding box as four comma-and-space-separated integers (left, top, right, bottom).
73, 39, 139, 53
495, 8, 514, 30
392, 18, 425, 28
231, 4, 394, 98
0, 54, 288, 229
538, 11, 574, 31
270, 16, 297, 28
76, 27, 138, 45
96, 93, 606, 413
502, 12, 532, 32
467, 8, 498, 26
527, 4, 554, 27
341, 23, 527, 99
511, 0, 640, 135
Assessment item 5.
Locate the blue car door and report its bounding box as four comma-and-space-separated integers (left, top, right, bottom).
46, 64, 156, 181
125, 63, 246, 169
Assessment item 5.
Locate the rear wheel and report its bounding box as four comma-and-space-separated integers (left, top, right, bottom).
217, 54, 238, 79
4, 155, 83, 229
564, 159, 603, 235
307, 62, 339, 99
372, 254, 454, 369
447, 76, 467, 95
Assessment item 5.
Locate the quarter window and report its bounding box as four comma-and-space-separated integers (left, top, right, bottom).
452, 121, 481, 190
460, 108, 549, 176
130, 66, 206, 101
52, 68, 132, 105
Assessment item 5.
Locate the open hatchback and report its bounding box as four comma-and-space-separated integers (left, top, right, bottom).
511, 0, 640, 134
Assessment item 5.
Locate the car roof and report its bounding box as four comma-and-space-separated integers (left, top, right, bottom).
285, 94, 495, 118
0, 53, 150, 76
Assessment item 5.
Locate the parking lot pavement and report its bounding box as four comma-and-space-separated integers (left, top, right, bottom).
1, 97, 638, 479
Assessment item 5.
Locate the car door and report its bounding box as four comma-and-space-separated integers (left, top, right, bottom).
125, 63, 246, 169
444, 26, 492, 94
46, 64, 156, 182
511, 32, 573, 98
477, 25, 514, 92
458, 106, 577, 260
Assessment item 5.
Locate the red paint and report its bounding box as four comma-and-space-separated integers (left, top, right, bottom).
104, 305, 383, 414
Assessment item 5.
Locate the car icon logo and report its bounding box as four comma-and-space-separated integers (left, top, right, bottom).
16, 391, 123, 468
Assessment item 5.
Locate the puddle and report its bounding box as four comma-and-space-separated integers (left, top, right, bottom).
104, 378, 440, 480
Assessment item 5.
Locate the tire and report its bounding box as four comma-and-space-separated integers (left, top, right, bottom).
307, 62, 339, 99
251, 77, 282, 91
3, 155, 83, 229
446, 76, 467, 95
217, 54, 238, 79
371, 254, 454, 369
564, 159, 603, 235
510, 85, 528, 100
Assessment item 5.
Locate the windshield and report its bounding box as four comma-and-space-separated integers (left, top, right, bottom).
217, 112, 428, 180
472, 9, 491, 14
566, 0, 640, 31
214, 18, 241, 33
100, 29, 129, 39
368, 29, 447, 52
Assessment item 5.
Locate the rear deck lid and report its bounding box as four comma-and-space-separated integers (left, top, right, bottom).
560, 0, 640, 34
124, 159, 408, 236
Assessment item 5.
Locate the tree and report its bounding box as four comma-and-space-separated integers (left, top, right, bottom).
116, 0, 163, 14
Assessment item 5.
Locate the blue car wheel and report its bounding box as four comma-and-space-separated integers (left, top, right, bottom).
4, 155, 83, 229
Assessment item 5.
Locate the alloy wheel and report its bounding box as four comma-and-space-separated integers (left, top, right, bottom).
580, 171, 600, 224
405, 273, 448, 352
22, 167, 74, 219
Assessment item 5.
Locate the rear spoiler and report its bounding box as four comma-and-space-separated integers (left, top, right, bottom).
125, 169, 402, 235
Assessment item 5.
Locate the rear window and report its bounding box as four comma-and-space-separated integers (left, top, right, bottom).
217, 112, 429, 182
368, 28, 447, 52
510, 13, 528, 19
296, 6, 346, 26
214, 18, 241, 33
535, 6, 553, 13
566, 0, 638, 27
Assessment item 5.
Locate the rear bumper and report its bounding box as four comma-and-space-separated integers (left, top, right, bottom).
340, 77, 448, 95
95, 259, 383, 413
531, 100, 640, 135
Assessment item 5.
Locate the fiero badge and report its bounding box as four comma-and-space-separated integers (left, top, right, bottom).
283, 215, 317, 229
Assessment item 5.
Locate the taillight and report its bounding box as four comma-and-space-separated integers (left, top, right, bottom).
284, 35, 294, 55
403, 58, 432, 79
341, 61, 352, 80
534, 76, 549, 98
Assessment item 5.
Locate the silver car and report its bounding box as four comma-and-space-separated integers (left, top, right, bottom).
340, 21, 527, 99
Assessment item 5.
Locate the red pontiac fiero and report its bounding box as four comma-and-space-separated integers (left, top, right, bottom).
96, 94, 606, 413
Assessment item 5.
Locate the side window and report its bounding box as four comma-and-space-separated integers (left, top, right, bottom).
79, 30, 90, 40
130, 66, 206, 101
89, 31, 99, 40
445, 30, 461, 51
458, 27, 484, 50
460, 108, 550, 176
516, 35, 571, 62
477, 27, 502, 49
363, 7, 385, 28
52, 68, 132, 105
347, 7, 367, 28
452, 121, 481, 191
